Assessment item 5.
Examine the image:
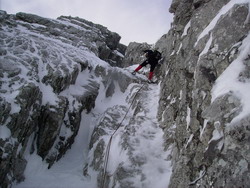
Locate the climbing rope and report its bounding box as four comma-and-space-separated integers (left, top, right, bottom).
101, 82, 146, 188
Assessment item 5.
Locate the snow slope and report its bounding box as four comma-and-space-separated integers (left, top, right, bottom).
14, 81, 172, 188
1, 11, 171, 188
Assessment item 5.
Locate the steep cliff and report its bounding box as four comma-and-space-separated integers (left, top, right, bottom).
156, 0, 250, 187
0, 10, 129, 187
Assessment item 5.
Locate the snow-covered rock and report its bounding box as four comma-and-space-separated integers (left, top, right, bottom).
1, 9, 169, 188
84, 83, 171, 188
0, 10, 136, 187
2, 0, 250, 187
157, 0, 250, 187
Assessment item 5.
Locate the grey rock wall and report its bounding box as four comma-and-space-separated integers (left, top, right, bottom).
156, 0, 250, 187
122, 42, 151, 67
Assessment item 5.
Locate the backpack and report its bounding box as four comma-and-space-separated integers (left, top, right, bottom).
153, 50, 162, 60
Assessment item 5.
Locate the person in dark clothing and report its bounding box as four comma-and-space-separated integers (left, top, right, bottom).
132, 49, 162, 81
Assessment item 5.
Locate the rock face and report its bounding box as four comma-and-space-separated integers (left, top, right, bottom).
156, 0, 250, 187
0, 10, 132, 187
14, 12, 126, 67
122, 42, 151, 67
1, 0, 250, 187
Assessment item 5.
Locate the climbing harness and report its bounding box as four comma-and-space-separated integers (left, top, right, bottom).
100, 82, 146, 188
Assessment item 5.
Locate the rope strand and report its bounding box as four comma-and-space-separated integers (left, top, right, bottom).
100, 82, 146, 188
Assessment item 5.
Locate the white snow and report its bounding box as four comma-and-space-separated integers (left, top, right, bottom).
200, 119, 209, 139
113, 50, 124, 58
39, 84, 59, 106
179, 90, 183, 100
209, 122, 223, 142
170, 97, 176, 104
13, 80, 172, 188
115, 83, 172, 188
14, 109, 100, 188
198, 33, 213, 60
182, 20, 191, 37
56, 19, 90, 32
186, 106, 191, 130
185, 134, 194, 149
0, 125, 11, 140
177, 43, 182, 54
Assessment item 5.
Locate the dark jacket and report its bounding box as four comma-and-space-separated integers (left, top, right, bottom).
143, 50, 161, 66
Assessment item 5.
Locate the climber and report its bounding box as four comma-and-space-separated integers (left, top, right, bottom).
132, 49, 162, 82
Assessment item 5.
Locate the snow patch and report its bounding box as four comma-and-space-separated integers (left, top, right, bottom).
0, 125, 11, 140
185, 134, 194, 149
198, 33, 213, 60
200, 119, 209, 139
177, 43, 182, 54
186, 106, 191, 130
182, 21, 191, 37
39, 83, 59, 106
